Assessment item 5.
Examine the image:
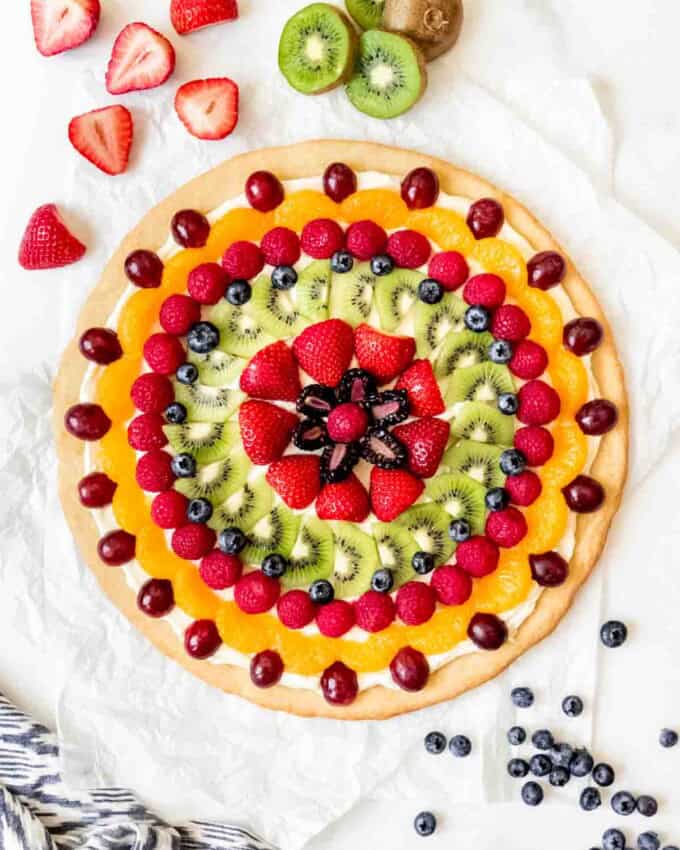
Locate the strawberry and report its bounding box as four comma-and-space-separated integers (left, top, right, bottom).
293, 319, 354, 386
68, 106, 133, 176
106, 23, 175, 95
517, 380, 561, 426
514, 425, 554, 466
277, 590, 315, 629
171, 0, 238, 34
394, 359, 445, 417
175, 78, 239, 141
386, 229, 431, 269
127, 413, 167, 451
354, 324, 415, 384
316, 474, 369, 522
266, 455, 321, 509
234, 570, 280, 614
150, 490, 189, 529
159, 294, 201, 335
316, 599, 355, 637
431, 565, 473, 605
509, 340, 549, 380
130, 373, 174, 414
455, 536, 499, 577
239, 341, 301, 402
485, 508, 528, 548
238, 400, 298, 465
369, 467, 424, 522
396, 581, 436, 625
200, 550, 242, 590
31, 0, 100, 57
136, 450, 175, 492
505, 470, 542, 506
18, 204, 86, 270
355, 591, 396, 633
428, 251, 469, 291
171, 523, 216, 560
392, 417, 450, 478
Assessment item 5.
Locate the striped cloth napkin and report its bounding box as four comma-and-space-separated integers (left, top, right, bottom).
0, 693, 276, 850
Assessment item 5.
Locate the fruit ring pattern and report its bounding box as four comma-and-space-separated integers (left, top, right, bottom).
57, 145, 625, 715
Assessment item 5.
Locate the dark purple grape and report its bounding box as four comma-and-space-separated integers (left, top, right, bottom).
575, 399, 619, 435
563, 318, 603, 356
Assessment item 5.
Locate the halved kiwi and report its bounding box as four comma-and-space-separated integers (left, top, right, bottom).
279, 3, 358, 95
346, 30, 427, 120
187, 348, 245, 388
425, 473, 487, 535
374, 268, 424, 332
282, 517, 335, 589
346, 0, 385, 30
174, 455, 250, 506
450, 401, 515, 446
205, 301, 274, 358
434, 330, 492, 378
242, 505, 301, 564
208, 476, 273, 532
296, 260, 331, 321
442, 439, 506, 489
250, 275, 309, 338
415, 291, 466, 356
173, 382, 244, 424
330, 521, 379, 599
395, 503, 454, 564
446, 362, 515, 407
329, 261, 377, 326
163, 421, 239, 464
383, 0, 463, 62
372, 521, 419, 587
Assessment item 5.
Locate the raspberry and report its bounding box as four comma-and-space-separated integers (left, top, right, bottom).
234, 570, 280, 614
151, 490, 189, 529
136, 450, 175, 492
130, 373, 174, 413
455, 536, 500, 577
143, 333, 186, 375
463, 273, 506, 308
199, 550, 242, 590
346, 220, 387, 260
514, 426, 554, 466
486, 508, 528, 548
159, 294, 201, 335
222, 240, 265, 279
171, 523, 216, 560
509, 339, 548, 379
316, 600, 355, 637
428, 251, 469, 290
505, 470, 542, 506
127, 413, 167, 450
277, 590, 315, 629
491, 304, 531, 341
300, 218, 345, 259
431, 565, 473, 606
260, 227, 301, 266
187, 262, 229, 305
327, 402, 369, 443
517, 380, 561, 425
396, 581, 436, 625
386, 229, 431, 269
354, 590, 396, 633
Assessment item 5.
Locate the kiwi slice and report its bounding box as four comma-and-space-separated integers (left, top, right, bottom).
330, 521, 379, 599
443, 439, 506, 489
395, 503, 454, 564
163, 421, 239, 464
174, 455, 250, 506
434, 330, 492, 378
296, 260, 331, 322
425, 473, 487, 535
250, 274, 309, 338
346, 0, 385, 30
282, 517, 334, 589
279, 3, 358, 95
382, 0, 463, 62
242, 505, 301, 564
346, 30, 427, 120
173, 382, 244, 424
374, 268, 424, 332
446, 362, 515, 407
329, 261, 377, 326
205, 301, 274, 358
372, 521, 419, 587
208, 476, 273, 532
187, 348, 245, 388
415, 291, 466, 356
450, 401, 515, 446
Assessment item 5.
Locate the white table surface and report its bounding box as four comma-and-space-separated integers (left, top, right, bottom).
1, 1, 680, 848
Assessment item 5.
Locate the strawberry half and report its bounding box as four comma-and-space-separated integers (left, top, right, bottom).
316, 474, 370, 522
392, 417, 450, 478
18, 204, 86, 270
68, 106, 133, 175
369, 467, 424, 522
175, 78, 239, 141
355, 324, 415, 384
238, 400, 298, 465
106, 22, 175, 95
240, 340, 301, 402
31, 0, 100, 57
266, 455, 321, 510
171, 0, 238, 34
293, 319, 354, 386
394, 359, 445, 417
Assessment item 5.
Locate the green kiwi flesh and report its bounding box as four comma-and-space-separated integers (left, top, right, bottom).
415, 291, 466, 356
174, 454, 250, 506
395, 503, 454, 564
443, 439, 507, 489
187, 348, 245, 388
330, 522, 379, 599
425, 473, 487, 535
446, 362, 515, 406
346, 0, 385, 30
243, 505, 301, 563
434, 330, 492, 378
208, 476, 273, 532
204, 300, 274, 358
282, 517, 335, 589
163, 421, 239, 464
372, 521, 419, 587
172, 382, 244, 424
374, 268, 424, 331
329, 261, 377, 326
250, 274, 309, 338
450, 401, 515, 446
296, 260, 331, 321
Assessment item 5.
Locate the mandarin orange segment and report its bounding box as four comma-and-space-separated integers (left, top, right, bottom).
519, 288, 563, 352
272, 631, 336, 676
341, 189, 409, 229
472, 238, 527, 297
549, 349, 589, 416
407, 604, 473, 654
161, 249, 210, 295
516, 487, 569, 554
112, 481, 148, 534
540, 420, 588, 488
407, 208, 474, 254
94, 425, 135, 484
118, 289, 164, 355
340, 633, 395, 673
208, 208, 274, 255
173, 565, 220, 621
95, 356, 139, 422
136, 523, 184, 580
273, 191, 339, 231
216, 604, 277, 654
472, 554, 533, 614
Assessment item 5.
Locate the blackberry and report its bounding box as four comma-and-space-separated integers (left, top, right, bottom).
359, 427, 407, 469
297, 384, 337, 418
336, 368, 377, 404
320, 441, 360, 483
364, 390, 410, 427
293, 419, 329, 452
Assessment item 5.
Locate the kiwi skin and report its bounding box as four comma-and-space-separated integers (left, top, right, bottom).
383, 0, 463, 62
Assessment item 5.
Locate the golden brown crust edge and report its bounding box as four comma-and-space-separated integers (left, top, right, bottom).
52, 140, 628, 720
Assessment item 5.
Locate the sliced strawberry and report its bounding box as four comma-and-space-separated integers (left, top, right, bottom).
392, 417, 450, 478
266, 455, 321, 510
18, 204, 86, 270
394, 359, 445, 417
293, 320, 354, 386
31, 0, 100, 57
240, 340, 301, 402
369, 467, 424, 522
106, 22, 175, 95
68, 106, 133, 176
354, 324, 415, 385
175, 78, 239, 141
316, 474, 369, 522
171, 0, 238, 34
238, 400, 298, 465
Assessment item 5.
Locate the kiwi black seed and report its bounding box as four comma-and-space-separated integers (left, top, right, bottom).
383, 0, 463, 62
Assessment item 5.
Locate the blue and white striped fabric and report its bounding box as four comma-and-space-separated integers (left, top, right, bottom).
0, 693, 276, 850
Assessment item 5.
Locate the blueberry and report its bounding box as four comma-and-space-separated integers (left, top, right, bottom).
562, 695, 584, 717
550, 742, 574, 768
331, 250, 353, 274
508, 758, 529, 778
414, 811, 436, 837
165, 402, 188, 424
271, 265, 298, 290
530, 754, 552, 777
603, 828, 626, 850
424, 731, 447, 755
531, 729, 554, 751
262, 553, 288, 578
176, 362, 199, 384
225, 279, 251, 306
581, 787, 602, 812
412, 551, 435, 575
486, 487, 510, 512
636, 796, 658, 818
507, 726, 526, 746
449, 735, 472, 757
637, 833, 660, 850
500, 448, 528, 476
418, 278, 444, 305
600, 620, 628, 648
218, 526, 246, 555
570, 748, 594, 777
371, 567, 394, 593
611, 791, 637, 816
662, 846, 679, 850
171, 452, 196, 478
187, 498, 213, 524
489, 339, 513, 364
465, 305, 491, 332
448, 518, 471, 543
593, 763, 615, 787
309, 579, 334, 605
187, 321, 220, 354
660, 728, 678, 748
549, 766, 570, 787
511, 686, 534, 708
371, 254, 394, 277
521, 781, 543, 806
497, 393, 519, 415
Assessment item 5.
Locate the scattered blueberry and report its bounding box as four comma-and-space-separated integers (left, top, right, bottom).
593, 763, 616, 787
660, 728, 678, 748
508, 758, 529, 778
550, 742, 574, 768
176, 362, 199, 385
262, 553, 288, 578
271, 265, 298, 290
600, 620, 628, 648
530, 754, 552, 778
218, 527, 246, 555
465, 305, 491, 332
412, 551, 435, 575
371, 254, 394, 277
500, 448, 528, 477
309, 579, 334, 605
331, 250, 353, 274
662, 846, 679, 850
418, 278, 444, 305
611, 791, 637, 816
562, 695, 584, 717
424, 731, 447, 755
549, 766, 570, 787
449, 735, 472, 758
171, 452, 196, 478
570, 748, 595, 778
497, 393, 519, 415
521, 781, 544, 806
486, 487, 510, 511
511, 686, 534, 708
603, 828, 626, 850
371, 567, 395, 593
532, 729, 554, 751
636, 796, 658, 818
448, 518, 471, 543
165, 402, 188, 424
187, 321, 220, 354
507, 726, 526, 746
414, 811, 436, 837
186, 498, 213, 524
489, 339, 513, 364
225, 279, 251, 306
581, 787, 602, 811
637, 833, 660, 850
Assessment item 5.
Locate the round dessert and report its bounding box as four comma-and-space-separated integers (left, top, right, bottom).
53, 141, 628, 719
